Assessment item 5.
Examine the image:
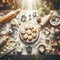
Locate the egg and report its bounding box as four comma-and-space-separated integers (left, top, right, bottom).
27, 29, 32, 35
28, 35, 32, 41
24, 24, 29, 30
21, 28, 26, 35
23, 34, 28, 40
32, 28, 37, 33
32, 33, 37, 38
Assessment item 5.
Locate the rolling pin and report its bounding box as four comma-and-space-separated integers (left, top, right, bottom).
0, 9, 20, 24
40, 11, 54, 27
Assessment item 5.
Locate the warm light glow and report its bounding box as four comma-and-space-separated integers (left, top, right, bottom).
22, 0, 33, 10
21, 0, 43, 10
